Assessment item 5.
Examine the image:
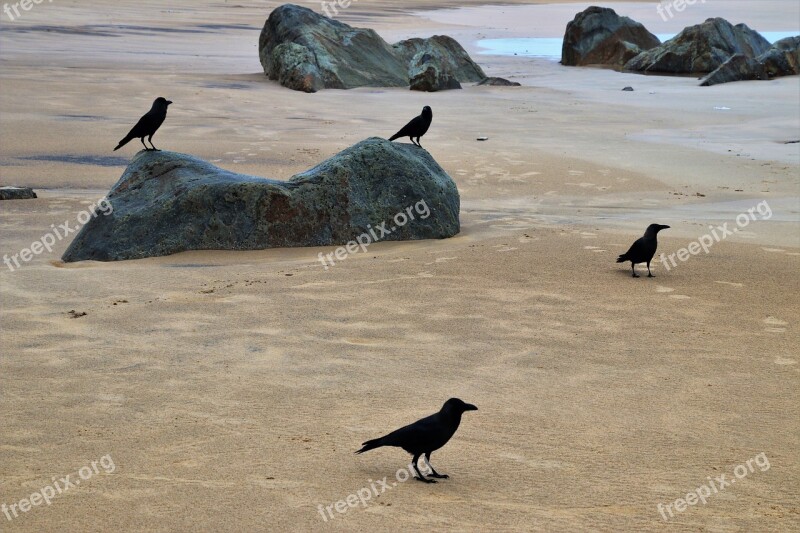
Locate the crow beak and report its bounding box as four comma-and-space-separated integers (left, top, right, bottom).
166, 100, 173, 105
464, 403, 478, 412
661, 225, 670, 230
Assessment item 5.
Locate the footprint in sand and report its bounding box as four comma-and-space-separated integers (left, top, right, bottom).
344, 338, 379, 346
495, 245, 518, 252
763, 316, 788, 333
292, 281, 337, 289
715, 281, 744, 287
498, 452, 565, 470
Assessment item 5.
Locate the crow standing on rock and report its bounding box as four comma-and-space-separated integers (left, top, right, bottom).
355, 398, 477, 483
389, 106, 433, 147
617, 223, 670, 277
114, 97, 172, 152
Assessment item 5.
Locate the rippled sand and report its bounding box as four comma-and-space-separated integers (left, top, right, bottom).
1, 1, 798, 531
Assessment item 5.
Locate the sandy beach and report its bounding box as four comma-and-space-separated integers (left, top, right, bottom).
1, 1, 798, 531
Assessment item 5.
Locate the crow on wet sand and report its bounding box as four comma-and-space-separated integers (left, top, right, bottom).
617, 223, 670, 277
355, 398, 477, 483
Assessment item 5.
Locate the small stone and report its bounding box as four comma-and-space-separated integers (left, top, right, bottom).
0, 186, 37, 200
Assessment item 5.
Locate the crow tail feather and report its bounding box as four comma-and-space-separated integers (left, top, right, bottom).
114, 135, 133, 151
355, 437, 384, 454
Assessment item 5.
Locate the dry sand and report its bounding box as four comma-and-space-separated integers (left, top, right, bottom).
0, 1, 798, 531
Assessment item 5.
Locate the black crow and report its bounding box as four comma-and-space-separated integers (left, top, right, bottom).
114, 97, 172, 152
389, 106, 432, 147
617, 224, 670, 277
355, 398, 477, 483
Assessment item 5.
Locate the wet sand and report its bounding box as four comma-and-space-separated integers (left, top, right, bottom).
1, 1, 798, 531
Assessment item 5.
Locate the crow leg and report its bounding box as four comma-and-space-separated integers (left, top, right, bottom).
148, 135, 159, 151
409, 137, 419, 147
416, 137, 423, 147
647, 261, 655, 277
631, 263, 639, 278
412, 454, 436, 483
424, 453, 448, 479
140, 138, 151, 151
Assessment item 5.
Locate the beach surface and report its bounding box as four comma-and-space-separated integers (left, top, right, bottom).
1, 1, 798, 531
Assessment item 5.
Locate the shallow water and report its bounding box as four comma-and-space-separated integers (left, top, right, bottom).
477, 31, 799, 61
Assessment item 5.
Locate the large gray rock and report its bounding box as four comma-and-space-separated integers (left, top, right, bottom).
259, 4, 406, 92
758, 36, 800, 78
561, 6, 660, 68
0, 186, 37, 200
269, 42, 325, 93
61, 138, 461, 262
408, 48, 462, 92
258, 4, 485, 92
625, 18, 771, 74
698, 36, 799, 86
393, 35, 486, 83
700, 54, 767, 86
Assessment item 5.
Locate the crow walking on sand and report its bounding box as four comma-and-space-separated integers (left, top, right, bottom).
389, 106, 432, 147
114, 97, 173, 152
617, 223, 670, 277
355, 398, 477, 483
